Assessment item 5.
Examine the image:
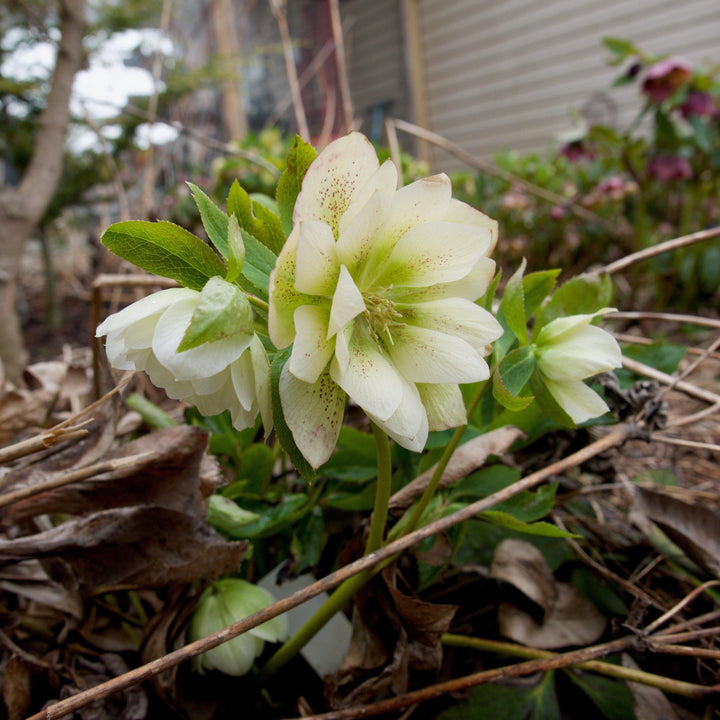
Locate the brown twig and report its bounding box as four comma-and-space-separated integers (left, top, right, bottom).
387, 118, 621, 233
600, 227, 720, 275
27, 425, 632, 720
650, 434, 720, 454
328, 0, 353, 133
649, 644, 720, 660
644, 580, 720, 635
607, 311, 720, 330
0, 452, 153, 509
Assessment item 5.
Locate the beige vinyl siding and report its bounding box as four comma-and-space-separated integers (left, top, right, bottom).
416, 0, 720, 170
344, 0, 411, 141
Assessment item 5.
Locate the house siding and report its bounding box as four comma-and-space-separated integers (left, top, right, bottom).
414, 0, 720, 170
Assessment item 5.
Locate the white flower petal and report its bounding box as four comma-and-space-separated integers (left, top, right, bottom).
230, 350, 257, 410
543, 377, 611, 424
279, 367, 346, 469
368, 377, 428, 452
289, 305, 335, 383
192, 372, 240, 418
190, 368, 231, 396
335, 190, 393, 286
417, 383, 467, 431
388, 324, 490, 384
536, 309, 616, 346
143, 354, 195, 401
294, 220, 340, 295
538, 325, 622, 381
249, 337, 273, 435
329, 327, 403, 421
327, 265, 366, 338
152, 296, 252, 380
377, 221, 491, 289
444, 199, 497, 254
294, 132, 380, 235
383, 174, 452, 240
339, 159, 398, 232
401, 298, 503, 352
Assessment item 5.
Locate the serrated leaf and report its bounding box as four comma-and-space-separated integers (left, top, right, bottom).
493, 370, 535, 412
228, 180, 286, 254
535, 272, 614, 333
523, 269, 560, 317
101, 220, 226, 291
270, 347, 315, 483
500, 259, 528, 344
498, 346, 536, 396
276, 135, 318, 236
188, 183, 230, 258
176, 276, 253, 352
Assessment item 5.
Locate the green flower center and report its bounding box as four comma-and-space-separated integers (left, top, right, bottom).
363, 290, 404, 347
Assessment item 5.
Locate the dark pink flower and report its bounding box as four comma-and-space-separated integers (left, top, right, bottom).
646, 155, 692, 182
680, 91, 717, 118
642, 58, 692, 103
557, 140, 594, 162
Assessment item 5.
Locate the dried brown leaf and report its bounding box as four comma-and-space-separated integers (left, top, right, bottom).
3, 655, 32, 720
389, 426, 525, 512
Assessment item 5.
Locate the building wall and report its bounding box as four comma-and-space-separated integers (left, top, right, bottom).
412, 0, 720, 170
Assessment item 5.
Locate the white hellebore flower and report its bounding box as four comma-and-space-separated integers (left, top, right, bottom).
96, 282, 272, 432
269, 132, 503, 468
534, 309, 622, 424
189, 578, 289, 676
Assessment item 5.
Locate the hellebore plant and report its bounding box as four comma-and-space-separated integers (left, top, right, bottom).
96, 131, 623, 679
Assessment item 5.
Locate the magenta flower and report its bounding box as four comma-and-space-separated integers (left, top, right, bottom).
680, 91, 717, 119
641, 58, 692, 103
646, 155, 692, 182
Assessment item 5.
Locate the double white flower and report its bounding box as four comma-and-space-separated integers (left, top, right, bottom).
269, 132, 503, 468
534, 310, 622, 424
96, 285, 271, 431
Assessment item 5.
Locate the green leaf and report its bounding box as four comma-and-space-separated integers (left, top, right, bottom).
535, 272, 614, 333
176, 276, 253, 352
206, 494, 259, 535
481, 511, 578, 538
523, 269, 560, 317
500, 258, 528, 344
226, 493, 308, 538
101, 220, 226, 291
565, 672, 635, 720
225, 214, 245, 283
477, 267, 502, 312
276, 135, 317, 236
188, 183, 231, 258
270, 347, 316, 483
528, 368, 576, 427
228, 180, 286, 254
290, 506, 324, 574
491, 483, 558, 523
238, 442, 275, 495
450, 465, 521, 500
497, 346, 536, 396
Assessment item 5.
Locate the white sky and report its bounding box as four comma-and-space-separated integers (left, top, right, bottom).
1, 27, 179, 153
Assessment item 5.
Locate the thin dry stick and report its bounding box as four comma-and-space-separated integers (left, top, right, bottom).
608, 311, 720, 330
27, 425, 631, 720
655, 609, 720, 637
649, 644, 720, 660
651, 435, 720, 453
291, 637, 717, 720
271, 0, 310, 139
601, 227, 720, 275
644, 580, 720, 635
387, 118, 620, 233
612, 332, 720, 361
0, 453, 153, 509
655, 334, 720, 403
667, 401, 720, 429
384, 118, 403, 187
652, 626, 720, 644
328, 0, 353, 133
622, 356, 720, 406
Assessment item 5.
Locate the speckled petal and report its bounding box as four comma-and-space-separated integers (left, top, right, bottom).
417, 383, 468, 431
327, 265, 366, 338
289, 305, 335, 383
294, 220, 340, 295
443, 198, 497, 255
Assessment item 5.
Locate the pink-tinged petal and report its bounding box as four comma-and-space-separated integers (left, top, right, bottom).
279, 367, 346, 469
335, 191, 393, 286
417, 383, 467, 431
400, 298, 503, 352
293, 132, 380, 235
268, 227, 324, 348
377, 221, 491, 289
538, 325, 622, 381
329, 327, 403, 421
444, 199, 497, 254
152, 296, 252, 380
96, 288, 193, 338
392, 257, 496, 303
367, 377, 428, 452
543, 377, 610, 424
289, 305, 335, 383
327, 265, 366, 338
294, 220, 340, 295
339, 159, 398, 232
388, 324, 489, 384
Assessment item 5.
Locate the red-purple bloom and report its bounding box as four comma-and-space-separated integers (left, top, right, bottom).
646, 155, 692, 182
680, 91, 717, 118
641, 58, 692, 103
557, 139, 595, 162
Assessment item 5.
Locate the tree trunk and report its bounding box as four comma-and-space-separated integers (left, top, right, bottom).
0, 0, 85, 384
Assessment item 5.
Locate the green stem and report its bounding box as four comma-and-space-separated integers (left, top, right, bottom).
257, 423, 394, 681
387, 380, 488, 542
246, 293, 270, 313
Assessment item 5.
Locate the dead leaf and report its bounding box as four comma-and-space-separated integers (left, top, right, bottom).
3, 655, 32, 720
491, 539, 606, 649
634, 486, 720, 577
621, 654, 681, 720
389, 426, 525, 512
